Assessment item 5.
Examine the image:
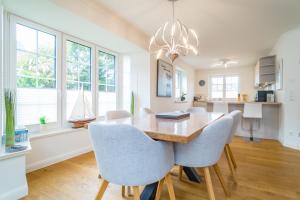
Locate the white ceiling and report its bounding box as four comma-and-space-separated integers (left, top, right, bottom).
96, 0, 300, 68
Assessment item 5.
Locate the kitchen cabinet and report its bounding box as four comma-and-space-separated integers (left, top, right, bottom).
255, 55, 276, 86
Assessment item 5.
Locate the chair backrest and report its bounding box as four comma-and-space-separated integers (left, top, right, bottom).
213, 102, 229, 113
89, 123, 174, 186
140, 107, 154, 117
175, 116, 233, 167
243, 103, 262, 119
105, 110, 131, 120
227, 110, 242, 144
186, 107, 206, 113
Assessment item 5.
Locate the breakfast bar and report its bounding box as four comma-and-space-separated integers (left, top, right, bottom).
194, 101, 281, 139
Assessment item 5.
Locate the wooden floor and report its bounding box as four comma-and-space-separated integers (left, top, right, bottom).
23, 137, 300, 200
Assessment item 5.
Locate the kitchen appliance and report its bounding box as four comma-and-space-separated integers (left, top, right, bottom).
256, 90, 274, 102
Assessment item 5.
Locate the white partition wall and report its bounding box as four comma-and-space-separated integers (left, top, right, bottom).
270, 27, 300, 150
0, 3, 3, 146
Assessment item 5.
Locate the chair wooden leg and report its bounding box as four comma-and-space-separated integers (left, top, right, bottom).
165, 174, 176, 200
121, 186, 126, 197
127, 186, 133, 196
155, 178, 165, 200
203, 167, 216, 200
226, 144, 237, 169
213, 164, 230, 197
179, 166, 183, 181
224, 147, 237, 183
133, 186, 140, 200
95, 180, 109, 200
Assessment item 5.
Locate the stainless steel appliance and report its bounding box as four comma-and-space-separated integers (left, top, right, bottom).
256, 90, 274, 102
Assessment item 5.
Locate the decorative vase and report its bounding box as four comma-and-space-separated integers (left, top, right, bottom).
5, 89, 15, 147
40, 124, 47, 132
130, 91, 135, 115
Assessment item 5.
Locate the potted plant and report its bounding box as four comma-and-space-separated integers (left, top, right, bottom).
4, 89, 15, 147
39, 116, 47, 131
180, 93, 187, 102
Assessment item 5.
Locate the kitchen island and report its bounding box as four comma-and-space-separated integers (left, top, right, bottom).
194, 101, 281, 139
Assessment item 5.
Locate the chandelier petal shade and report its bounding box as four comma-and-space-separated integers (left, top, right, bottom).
149, 0, 199, 63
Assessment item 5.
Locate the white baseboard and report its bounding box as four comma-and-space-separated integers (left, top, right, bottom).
235, 133, 278, 140
26, 146, 93, 173
0, 184, 28, 200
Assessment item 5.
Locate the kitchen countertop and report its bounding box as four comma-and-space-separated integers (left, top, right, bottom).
195, 100, 281, 105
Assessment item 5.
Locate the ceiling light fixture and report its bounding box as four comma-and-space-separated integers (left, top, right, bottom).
149, 0, 199, 63
213, 59, 238, 68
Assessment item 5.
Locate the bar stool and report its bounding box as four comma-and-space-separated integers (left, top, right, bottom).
213, 102, 228, 114
242, 103, 262, 141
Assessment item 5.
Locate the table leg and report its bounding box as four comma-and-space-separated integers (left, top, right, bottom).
183, 167, 202, 183
141, 167, 202, 200
140, 182, 158, 200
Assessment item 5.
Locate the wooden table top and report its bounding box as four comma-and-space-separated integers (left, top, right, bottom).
87, 112, 224, 143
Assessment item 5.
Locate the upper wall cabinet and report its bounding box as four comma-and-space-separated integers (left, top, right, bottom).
255, 55, 276, 86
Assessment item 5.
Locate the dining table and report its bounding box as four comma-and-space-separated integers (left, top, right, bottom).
87, 111, 224, 200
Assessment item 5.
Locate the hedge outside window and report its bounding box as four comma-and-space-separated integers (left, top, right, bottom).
66, 40, 92, 119
98, 51, 116, 116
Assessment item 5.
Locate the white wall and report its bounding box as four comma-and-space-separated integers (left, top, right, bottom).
0, 2, 3, 146
26, 129, 91, 172
270, 28, 300, 150
122, 51, 151, 115
150, 56, 195, 112
194, 66, 256, 101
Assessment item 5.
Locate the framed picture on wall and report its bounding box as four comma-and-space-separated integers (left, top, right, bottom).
157, 59, 173, 97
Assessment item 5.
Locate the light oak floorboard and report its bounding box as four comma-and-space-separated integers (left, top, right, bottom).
22, 137, 300, 200
226, 144, 237, 169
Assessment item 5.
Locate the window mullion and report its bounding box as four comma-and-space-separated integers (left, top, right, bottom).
223, 76, 226, 99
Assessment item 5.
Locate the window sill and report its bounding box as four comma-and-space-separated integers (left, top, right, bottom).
29, 128, 87, 140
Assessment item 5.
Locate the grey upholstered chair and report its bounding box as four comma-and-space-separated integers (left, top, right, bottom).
186, 107, 206, 113
175, 116, 233, 200
224, 110, 242, 181
89, 123, 176, 200
104, 110, 132, 196
140, 107, 154, 117
105, 110, 131, 120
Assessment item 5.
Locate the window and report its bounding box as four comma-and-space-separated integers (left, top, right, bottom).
98, 51, 117, 116
15, 23, 57, 126
175, 68, 187, 99
210, 75, 239, 99
225, 76, 239, 98
7, 15, 120, 132
211, 76, 224, 99
65, 40, 92, 119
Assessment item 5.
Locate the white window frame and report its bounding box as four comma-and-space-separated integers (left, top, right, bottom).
96, 46, 120, 117
8, 14, 62, 131
62, 35, 96, 126
175, 67, 187, 100
209, 74, 240, 100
